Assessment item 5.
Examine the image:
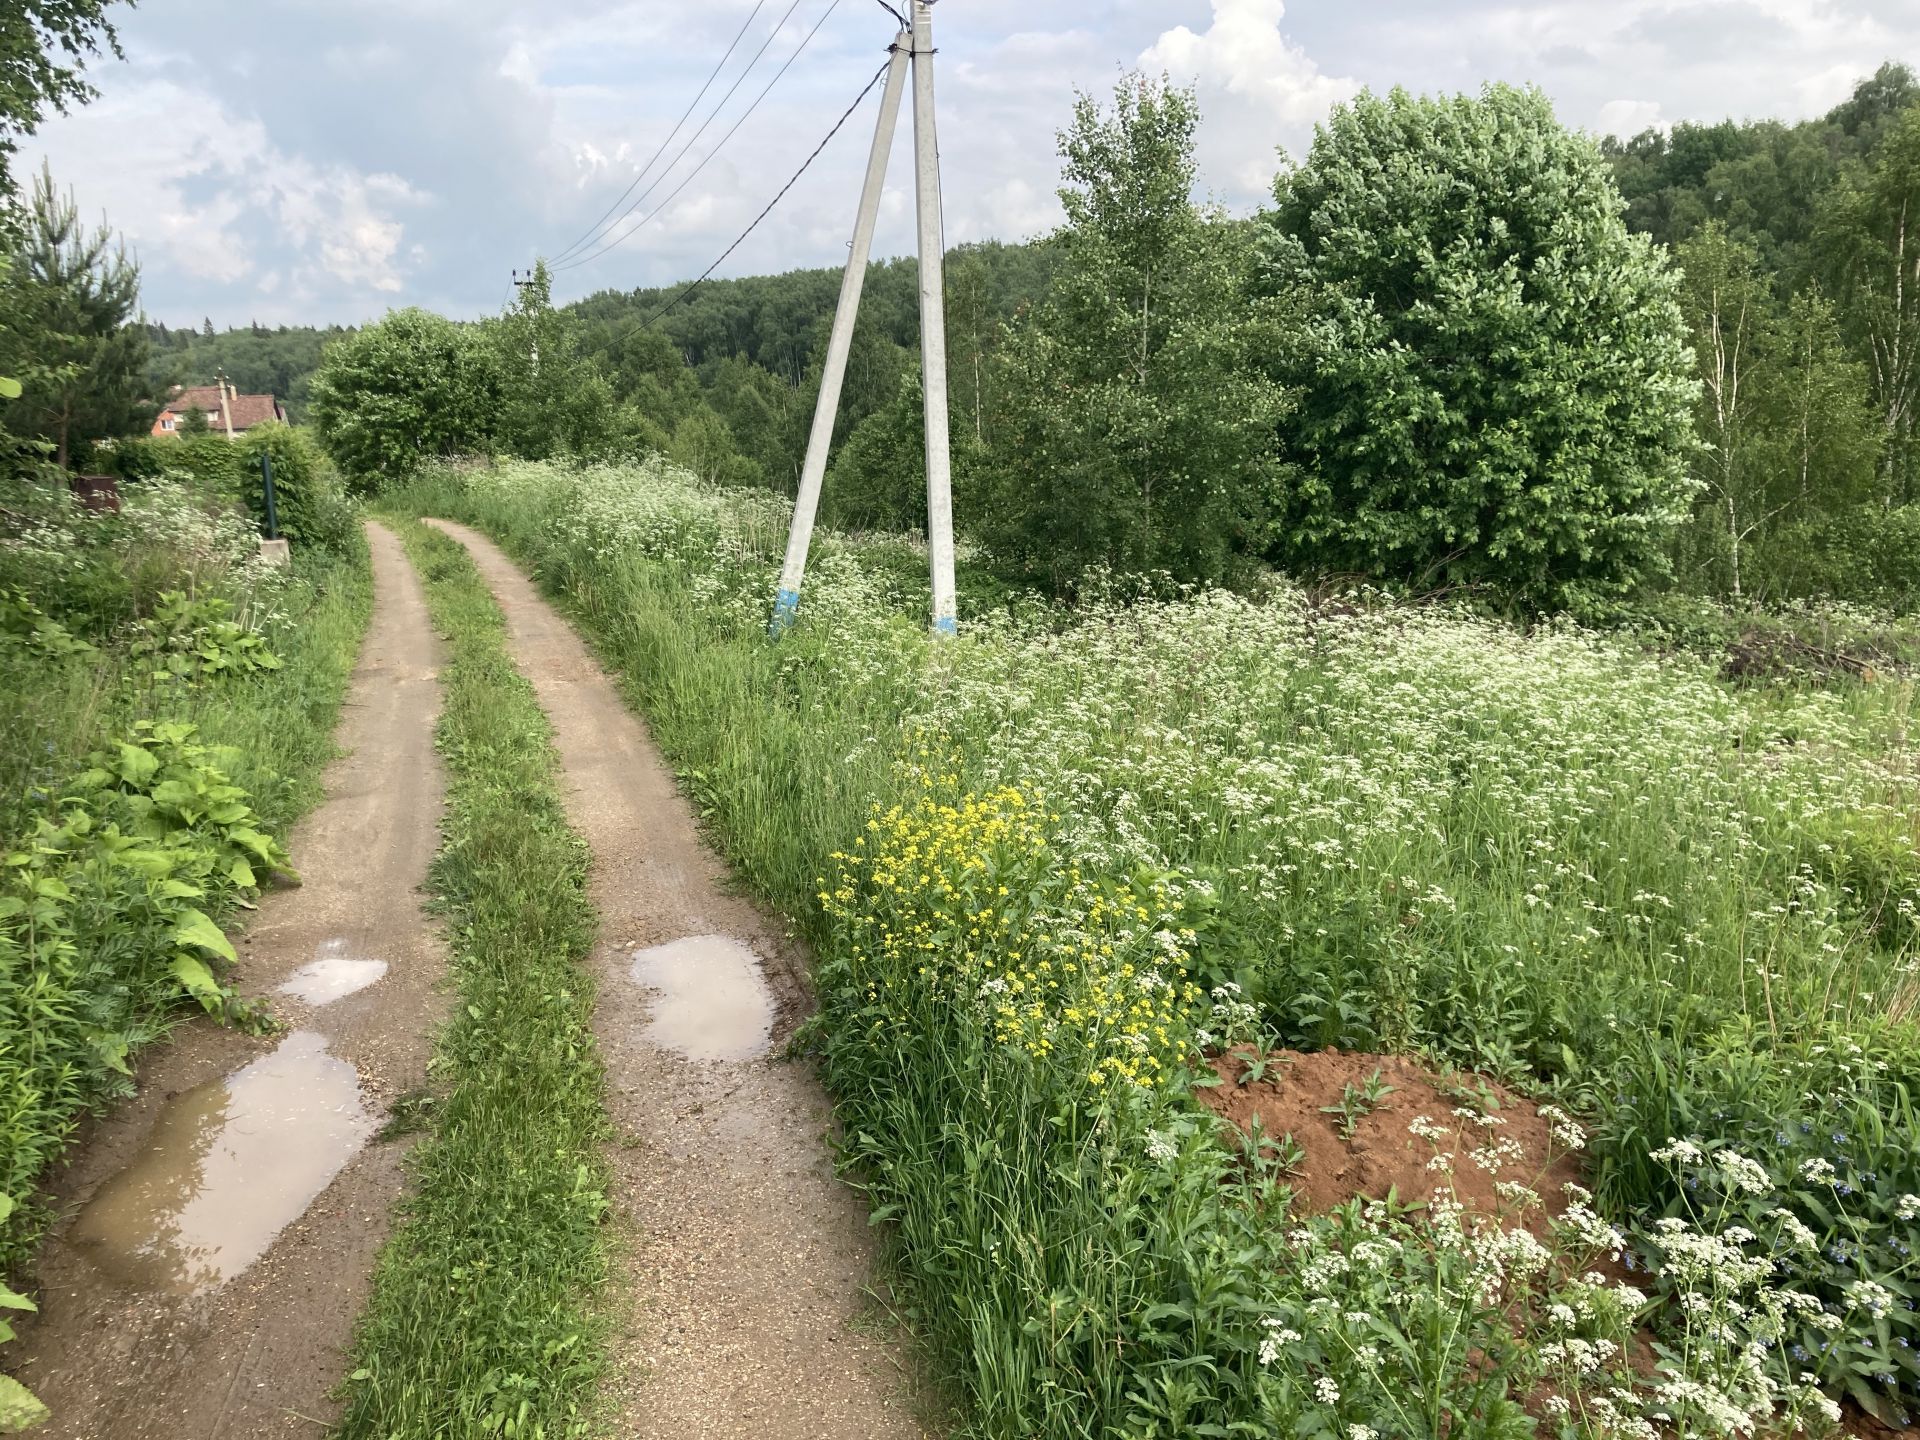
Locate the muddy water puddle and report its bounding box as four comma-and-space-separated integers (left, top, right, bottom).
277, 938, 388, 1005
68, 1030, 375, 1296
628, 935, 773, 1061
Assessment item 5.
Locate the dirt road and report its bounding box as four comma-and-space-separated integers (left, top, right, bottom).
11, 523, 448, 1439
425, 520, 927, 1439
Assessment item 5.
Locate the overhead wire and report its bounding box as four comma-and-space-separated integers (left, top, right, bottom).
552, 0, 834, 273
581, 59, 890, 359
549, 0, 773, 266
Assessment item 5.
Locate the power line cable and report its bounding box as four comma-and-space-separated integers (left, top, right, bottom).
555, 0, 845, 275
553, 0, 826, 273
582, 60, 889, 359
550, 0, 772, 265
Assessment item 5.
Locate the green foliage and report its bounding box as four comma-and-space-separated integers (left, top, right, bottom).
0, 1, 126, 200
1596, 1036, 1920, 1423
128, 591, 283, 686
1758, 502, 1920, 611
406, 457, 1918, 1429
336, 521, 608, 1440
0, 470, 267, 638
237, 422, 359, 553
0, 721, 291, 1267
143, 320, 344, 420
0, 585, 92, 659
309, 308, 500, 491
1820, 102, 1920, 506
982, 76, 1288, 592
1670, 225, 1883, 598
1262, 84, 1699, 606
488, 261, 627, 463
824, 365, 930, 532
0, 164, 149, 468
667, 404, 759, 487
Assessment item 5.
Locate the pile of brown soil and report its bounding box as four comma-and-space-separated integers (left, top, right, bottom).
1197, 1047, 1586, 1238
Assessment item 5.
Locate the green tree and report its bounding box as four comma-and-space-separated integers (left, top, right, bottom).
1765, 289, 1881, 514
0, 165, 148, 468
1820, 104, 1920, 505
667, 406, 758, 488
489, 260, 621, 461
1261, 84, 1699, 605
175, 404, 208, 436
707, 354, 806, 493
1674, 224, 1778, 598
309, 308, 499, 490
0, 1, 126, 199
981, 76, 1288, 592
823, 364, 988, 535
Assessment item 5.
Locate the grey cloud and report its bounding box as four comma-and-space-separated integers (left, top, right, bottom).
23, 0, 1920, 327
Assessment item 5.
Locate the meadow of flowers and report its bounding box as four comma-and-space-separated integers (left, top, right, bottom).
402, 457, 1919, 1437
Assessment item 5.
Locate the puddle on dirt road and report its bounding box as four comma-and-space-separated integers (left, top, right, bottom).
277, 938, 388, 1005
68, 1030, 376, 1296
628, 936, 774, 1062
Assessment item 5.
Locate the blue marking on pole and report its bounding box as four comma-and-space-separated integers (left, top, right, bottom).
932, 614, 957, 636
769, 588, 801, 637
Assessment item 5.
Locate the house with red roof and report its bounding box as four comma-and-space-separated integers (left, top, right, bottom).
152, 379, 285, 439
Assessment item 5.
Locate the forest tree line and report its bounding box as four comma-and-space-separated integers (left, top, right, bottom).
10, 30, 1920, 616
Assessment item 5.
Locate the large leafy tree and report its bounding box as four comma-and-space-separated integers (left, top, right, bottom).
1820, 104, 1920, 506
1260, 84, 1699, 605
0, 164, 147, 467
0, 1, 126, 201
309, 308, 499, 490
980, 76, 1288, 593
1674, 224, 1777, 598
488, 260, 622, 461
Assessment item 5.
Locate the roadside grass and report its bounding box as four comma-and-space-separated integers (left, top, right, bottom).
335, 519, 609, 1440
393, 459, 1920, 1436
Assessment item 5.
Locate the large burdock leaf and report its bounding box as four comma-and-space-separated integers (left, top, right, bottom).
170, 954, 225, 1012
114, 743, 158, 787
171, 909, 236, 964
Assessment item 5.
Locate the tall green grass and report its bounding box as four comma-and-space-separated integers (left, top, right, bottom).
335, 521, 609, 1440
394, 459, 1920, 1434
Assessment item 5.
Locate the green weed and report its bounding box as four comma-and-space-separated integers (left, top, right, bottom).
392, 457, 1918, 1434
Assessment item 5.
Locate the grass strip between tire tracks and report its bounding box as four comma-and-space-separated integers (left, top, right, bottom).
335, 520, 609, 1440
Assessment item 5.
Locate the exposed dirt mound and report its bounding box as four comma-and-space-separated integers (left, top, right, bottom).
1199, 1047, 1586, 1238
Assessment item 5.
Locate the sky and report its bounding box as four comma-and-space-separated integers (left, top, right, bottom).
23, 0, 1920, 329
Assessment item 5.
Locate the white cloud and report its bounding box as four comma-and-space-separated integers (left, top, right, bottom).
20, 0, 1920, 324
26, 71, 423, 316
1596, 98, 1666, 135
1141, 0, 1359, 195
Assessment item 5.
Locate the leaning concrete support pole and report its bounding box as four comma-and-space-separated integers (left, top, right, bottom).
770, 32, 911, 635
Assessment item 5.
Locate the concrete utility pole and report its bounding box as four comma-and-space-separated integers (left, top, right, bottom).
772, 30, 911, 635
911, 0, 957, 635
769, 2, 958, 637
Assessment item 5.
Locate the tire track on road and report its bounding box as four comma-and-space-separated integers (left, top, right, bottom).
424, 519, 926, 1440
13, 523, 449, 1439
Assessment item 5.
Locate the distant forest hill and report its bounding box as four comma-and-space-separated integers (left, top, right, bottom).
143, 320, 355, 419
165, 63, 1918, 456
